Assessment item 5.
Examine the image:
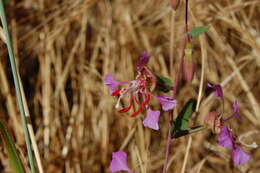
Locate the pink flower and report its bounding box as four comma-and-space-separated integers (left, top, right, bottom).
208, 82, 223, 99
109, 151, 133, 173
217, 126, 251, 165
231, 146, 251, 165
104, 52, 175, 119
143, 109, 160, 130
156, 96, 176, 111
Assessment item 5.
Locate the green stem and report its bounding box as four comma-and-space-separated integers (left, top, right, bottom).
0, 1, 36, 173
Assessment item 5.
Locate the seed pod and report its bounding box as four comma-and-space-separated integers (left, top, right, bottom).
171, 0, 180, 10
183, 42, 195, 82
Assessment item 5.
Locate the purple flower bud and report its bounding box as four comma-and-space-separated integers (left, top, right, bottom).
232, 101, 242, 121
231, 145, 250, 165
217, 126, 233, 148
207, 83, 223, 99
143, 109, 161, 130
136, 51, 150, 71
156, 96, 176, 111
109, 151, 133, 173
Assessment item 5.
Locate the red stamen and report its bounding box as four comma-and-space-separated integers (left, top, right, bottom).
130, 96, 142, 117
131, 104, 142, 117
135, 96, 141, 105
117, 97, 133, 113
112, 89, 121, 96
143, 93, 151, 105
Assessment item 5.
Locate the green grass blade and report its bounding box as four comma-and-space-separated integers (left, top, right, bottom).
0, 120, 25, 173
172, 126, 208, 138
0, 1, 36, 173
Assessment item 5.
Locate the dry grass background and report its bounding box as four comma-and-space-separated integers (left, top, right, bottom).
0, 0, 260, 172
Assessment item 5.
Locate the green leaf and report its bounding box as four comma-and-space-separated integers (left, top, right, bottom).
188, 26, 209, 38
156, 75, 173, 93
0, 120, 25, 173
172, 125, 208, 138
171, 99, 197, 136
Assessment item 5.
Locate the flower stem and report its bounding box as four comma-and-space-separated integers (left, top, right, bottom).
162, 0, 190, 172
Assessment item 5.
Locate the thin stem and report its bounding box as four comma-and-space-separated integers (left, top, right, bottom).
162, 0, 190, 172
0, 2, 36, 173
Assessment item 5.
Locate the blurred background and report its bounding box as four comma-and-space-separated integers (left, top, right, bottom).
0, 0, 260, 172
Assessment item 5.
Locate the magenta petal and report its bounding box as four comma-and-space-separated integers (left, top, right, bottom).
143, 109, 160, 130
217, 126, 233, 148
109, 151, 133, 173
156, 96, 176, 111
207, 82, 223, 99
231, 145, 251, 165
104, 74, 120, 94
232, 101, 242, 121
136, 51, 150, 71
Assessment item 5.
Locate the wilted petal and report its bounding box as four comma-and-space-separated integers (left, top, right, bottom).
109, 151, 133, 173
217, 126, 233, 148
156, 96, 176, 111
232, 101, 242, 121
231, 145, 251, 165
208, 83, 223, 99
143, 109, 160, 130
136, 51, 150, 71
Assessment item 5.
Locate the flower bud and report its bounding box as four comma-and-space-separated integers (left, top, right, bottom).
204, 112, 221, 133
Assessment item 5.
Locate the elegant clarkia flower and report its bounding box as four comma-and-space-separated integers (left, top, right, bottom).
217, 126, 251, 165
143, 109, 160, 130
104, 52, 176, 130
208, 82, 223, 99
207, 83, 253, 165
109, 151, 133, 173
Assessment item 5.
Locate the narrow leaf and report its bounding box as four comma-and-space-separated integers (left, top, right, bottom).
0, 120, 25, 173
188, 26, 209, 38
171, 99, 197, 135
156, 75, 173, 93
172, 125, 208, 138
0, 2, 36, 172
